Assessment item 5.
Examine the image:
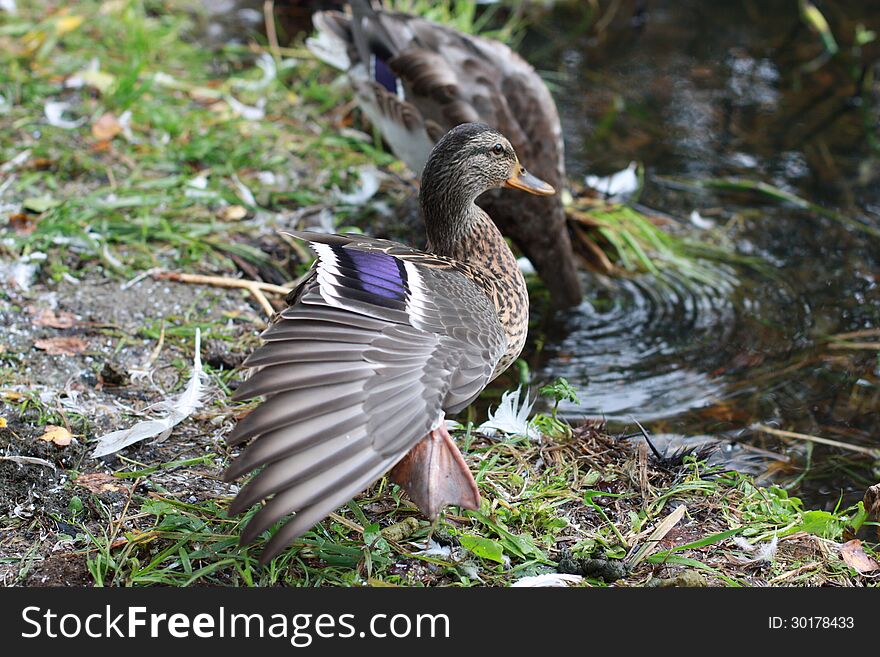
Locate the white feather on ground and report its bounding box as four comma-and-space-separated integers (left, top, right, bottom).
478, 387, 540, 440
225, 95, 265, 121
231, 173, 257, 207
231, 53, 276, 92
414, 539, 453, 559
91, 329, 205, 458
44, 101, 85, 129
335, 167, 382, 205
511, 573, 584, 587
584, 161, 639, 200
0, 455, 56, 470
731, 534, 778, 564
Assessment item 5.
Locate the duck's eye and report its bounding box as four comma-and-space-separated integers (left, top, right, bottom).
492, 143, 504, 156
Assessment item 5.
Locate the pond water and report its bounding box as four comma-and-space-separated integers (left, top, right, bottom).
518, 0, 880, 505
207, 1, 880, 507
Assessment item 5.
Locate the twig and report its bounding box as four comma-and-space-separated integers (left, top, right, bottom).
152, 271, 291, 296
263, 0, 281, 64
751, 423, 880, 457
121, 267, 162, 290
627, 504, 687, 567
827, 341, 880, 351
148, 322, 165, 367
108, 476, 141, 587
278, 231, 315, 264
594, 0, 624, 35
152, 271, 291, 318
828, 328, 880, 341
570, 221, 615, 274
328, 512, 363, 535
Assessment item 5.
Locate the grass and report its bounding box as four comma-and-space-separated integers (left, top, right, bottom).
1, 1, 878, 588
385, 0, 524, 44
1, 0, 396, 282
17, 413, 876, 587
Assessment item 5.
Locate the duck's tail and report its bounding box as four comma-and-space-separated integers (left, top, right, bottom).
306, 10, 353, 71
307, 2, 404, 72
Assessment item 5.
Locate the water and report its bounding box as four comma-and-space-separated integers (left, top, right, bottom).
518, 0, 880, 504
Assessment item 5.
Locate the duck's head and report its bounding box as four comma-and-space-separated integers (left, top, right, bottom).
420, 123, 555, 210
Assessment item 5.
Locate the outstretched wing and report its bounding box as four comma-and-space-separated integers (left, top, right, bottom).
225, 232, 506, 562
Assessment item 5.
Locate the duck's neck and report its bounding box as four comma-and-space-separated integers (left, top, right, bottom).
421, 186, 523, 290
422, 197, 478, 256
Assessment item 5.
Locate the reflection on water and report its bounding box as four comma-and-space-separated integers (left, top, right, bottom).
544, 271, 735, 421
521, 0, 880, 504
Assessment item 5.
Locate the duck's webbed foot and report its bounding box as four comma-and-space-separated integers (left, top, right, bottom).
389, 422, 480, 518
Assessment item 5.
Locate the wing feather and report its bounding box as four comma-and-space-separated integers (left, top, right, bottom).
225, 233, 507, 563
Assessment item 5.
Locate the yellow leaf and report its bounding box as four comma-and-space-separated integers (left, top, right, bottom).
77, 69, 116, 94
0, 417, 7, 429
217, 205, 248, 221
55, 15, 85, 36
38, 425, 74, 447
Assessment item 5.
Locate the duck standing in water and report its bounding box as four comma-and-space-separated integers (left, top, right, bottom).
307, 0, 582, 308
225, 124, 554, 562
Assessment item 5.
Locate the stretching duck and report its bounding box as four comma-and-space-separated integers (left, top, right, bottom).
225, 123, 553, 562
307, 0, 582, 308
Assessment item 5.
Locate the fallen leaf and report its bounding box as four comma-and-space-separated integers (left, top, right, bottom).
32, 307, 77, 329
92, 112, 122, 141
76, 472, 126, 494
840, 539, 880, 573
9, 212, 38, 235
23, 195, 61, 213
217, 204, 247, 221
34, 336, 87, 355
76, 69, 116, 94
459, 534, 505, 563
26, 157, 55, 171
38, 425, 73, 447
0, 417, 7, 428
55, 14, 85, 35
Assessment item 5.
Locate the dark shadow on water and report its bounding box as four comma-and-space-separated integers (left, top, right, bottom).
519, 0, 880, 507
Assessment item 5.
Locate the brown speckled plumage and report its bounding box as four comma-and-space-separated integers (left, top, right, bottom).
307, 0, 582, 308
224, 124, 551, 562
429, 211, 528, 377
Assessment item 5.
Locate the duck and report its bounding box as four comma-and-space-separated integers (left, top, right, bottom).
306, 0, 582, 308
224, 123, 554, 563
